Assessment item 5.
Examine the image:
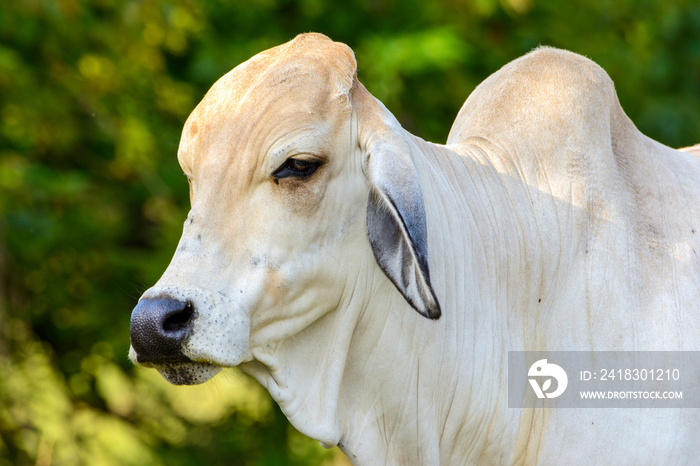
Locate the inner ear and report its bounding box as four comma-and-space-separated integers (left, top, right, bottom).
366, 186, 441, 320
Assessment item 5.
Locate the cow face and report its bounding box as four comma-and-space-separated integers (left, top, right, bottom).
129, 34, 439, 385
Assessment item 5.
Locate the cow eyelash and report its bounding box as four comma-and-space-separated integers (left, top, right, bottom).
273, 157, 321, 180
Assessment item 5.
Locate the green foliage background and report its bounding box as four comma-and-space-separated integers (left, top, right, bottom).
1, 0, 699, 464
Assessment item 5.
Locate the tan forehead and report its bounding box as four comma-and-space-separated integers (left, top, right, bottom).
178, 34, 356, 173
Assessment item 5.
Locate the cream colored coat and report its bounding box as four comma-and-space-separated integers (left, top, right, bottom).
129, 34, 700, 464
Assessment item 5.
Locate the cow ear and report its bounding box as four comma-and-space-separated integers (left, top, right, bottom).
358, 89, 441, 319
364, 141, 442, 320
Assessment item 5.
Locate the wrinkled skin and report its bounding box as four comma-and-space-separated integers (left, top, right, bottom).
130, 34, 700, 464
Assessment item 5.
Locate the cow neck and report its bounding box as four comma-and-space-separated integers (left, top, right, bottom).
339, 135, 539, 464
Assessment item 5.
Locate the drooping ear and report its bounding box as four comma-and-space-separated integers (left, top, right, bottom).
356, 85, 441, 319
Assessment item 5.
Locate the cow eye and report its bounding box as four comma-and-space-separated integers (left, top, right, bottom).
273, 157, 321, 180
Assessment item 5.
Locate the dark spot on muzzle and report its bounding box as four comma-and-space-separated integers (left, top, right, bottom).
130, 297, 195, 364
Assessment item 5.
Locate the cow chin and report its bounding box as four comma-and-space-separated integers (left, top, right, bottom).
155, 361, 222, 385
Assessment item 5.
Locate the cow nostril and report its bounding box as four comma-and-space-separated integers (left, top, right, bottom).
130, 297, 195, 364
163, 301, 195, 333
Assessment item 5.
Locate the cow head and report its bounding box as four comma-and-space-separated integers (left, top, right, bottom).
129, 33, 440, 386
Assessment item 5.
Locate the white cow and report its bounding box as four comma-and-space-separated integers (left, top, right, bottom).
130, 33, 700, 464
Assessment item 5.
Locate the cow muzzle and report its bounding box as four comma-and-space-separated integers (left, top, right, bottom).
129, 296, 221, 385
